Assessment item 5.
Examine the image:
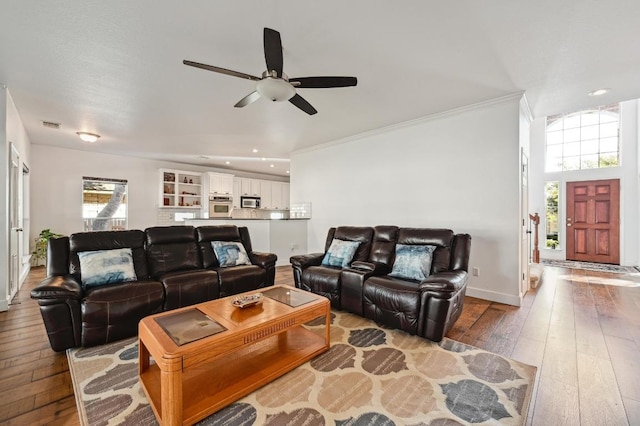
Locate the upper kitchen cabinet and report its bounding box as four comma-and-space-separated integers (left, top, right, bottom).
270, 182, 290, 210
160, 169, 203, 208
208, 172, 234, 195
239, 178, 261, 197
260, 180, 272, 209
282, 183, 290, 210
232, 178, 241, 208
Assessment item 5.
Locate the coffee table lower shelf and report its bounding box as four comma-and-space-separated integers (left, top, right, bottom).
140, 326, 327, 425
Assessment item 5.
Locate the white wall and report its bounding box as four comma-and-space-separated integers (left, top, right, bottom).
529, 99, 639, 266
0, 88, 8, 310
291, 94, 525, 305
1, 88, 32, 310
29, 145, 287, 247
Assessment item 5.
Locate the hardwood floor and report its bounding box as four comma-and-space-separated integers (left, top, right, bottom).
1, 265, 639, 425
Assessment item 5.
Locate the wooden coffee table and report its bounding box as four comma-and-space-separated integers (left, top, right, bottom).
138, 286, 330, 426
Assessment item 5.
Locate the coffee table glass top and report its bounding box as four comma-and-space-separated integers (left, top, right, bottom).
154, 308, 227, 346
262, 287, 318, 308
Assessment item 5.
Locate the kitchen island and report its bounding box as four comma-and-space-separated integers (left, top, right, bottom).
185, 219, 308, 266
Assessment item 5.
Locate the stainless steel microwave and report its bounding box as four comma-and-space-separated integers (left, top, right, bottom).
240, 196, 261, 209
209, 195, 233, 218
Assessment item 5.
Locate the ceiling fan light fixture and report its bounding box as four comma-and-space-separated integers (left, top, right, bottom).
76, 132, 100, 143
256, 77, 295, 102
587, 88, 611, 96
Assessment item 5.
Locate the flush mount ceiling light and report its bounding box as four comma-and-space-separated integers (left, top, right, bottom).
587, 88, 611, 96
76, 132, 100, 143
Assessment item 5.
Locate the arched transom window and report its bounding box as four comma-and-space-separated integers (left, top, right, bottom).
545, 104, 620, 172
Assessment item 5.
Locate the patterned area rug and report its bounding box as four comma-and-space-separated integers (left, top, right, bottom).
67, 311, 536, 425
541, 259, 639, 274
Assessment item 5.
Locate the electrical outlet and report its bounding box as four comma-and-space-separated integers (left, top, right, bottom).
472, 267, 480, 277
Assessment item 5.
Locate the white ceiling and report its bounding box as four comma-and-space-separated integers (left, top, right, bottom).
2, 1, 640, 177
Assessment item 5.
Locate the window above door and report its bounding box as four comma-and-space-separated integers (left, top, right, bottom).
545, 104, 620, 172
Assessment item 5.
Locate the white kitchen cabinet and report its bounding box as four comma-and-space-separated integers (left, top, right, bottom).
271, 182, 283, 210
282, 182, 290, 210
260, 180, 272, 209
232, 178, 241, 208
160, 169, 204, 209
240, 178, 260, 197
208, 172, 234, 195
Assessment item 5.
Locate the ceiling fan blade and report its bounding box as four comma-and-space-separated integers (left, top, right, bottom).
263, 28, 283, 77
289, 93, 317, 115
183, 60, 261, 81
289, 76, 358, 88
234, 91, 261, 108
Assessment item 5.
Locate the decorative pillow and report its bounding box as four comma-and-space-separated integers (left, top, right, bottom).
321, 239, 361, 268
78, 248, 137, 289
211, 241, 252, 267
389, 244, 436, 281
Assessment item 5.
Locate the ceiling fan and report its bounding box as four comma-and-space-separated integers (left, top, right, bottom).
183, 28, 357, 115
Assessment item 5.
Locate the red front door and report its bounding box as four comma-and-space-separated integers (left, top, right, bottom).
566, 179, 620, 264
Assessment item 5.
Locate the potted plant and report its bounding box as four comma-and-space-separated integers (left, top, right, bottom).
32, 229, 63, 267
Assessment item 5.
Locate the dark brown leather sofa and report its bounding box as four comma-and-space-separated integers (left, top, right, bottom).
30, 225, 277, 352
290, 226, 471, 342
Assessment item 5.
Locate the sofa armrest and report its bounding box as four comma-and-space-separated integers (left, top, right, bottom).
290, 253, 324, 269
30, 275, 83, 300
251, 251, 277, 269
350, 261, 391, 275
419, 270, 468, 295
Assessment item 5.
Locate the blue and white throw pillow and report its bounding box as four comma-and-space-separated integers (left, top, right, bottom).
211, 241, 252, 267
389, 244, 436, 281
321, 239, 361, 268
78, 248, 137, 289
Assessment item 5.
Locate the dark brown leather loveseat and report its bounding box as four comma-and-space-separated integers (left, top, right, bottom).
290, 226, 471, 342
30, 225, 277, 352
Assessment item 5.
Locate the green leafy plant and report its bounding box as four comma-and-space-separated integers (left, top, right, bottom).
32, 229, 63, 266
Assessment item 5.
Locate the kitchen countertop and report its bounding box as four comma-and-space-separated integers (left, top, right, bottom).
192, 218, 310, 221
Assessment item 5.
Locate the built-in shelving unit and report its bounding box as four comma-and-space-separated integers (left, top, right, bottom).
160, 169, 203, 208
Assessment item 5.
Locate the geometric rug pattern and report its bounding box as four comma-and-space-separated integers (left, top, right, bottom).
67, 311, 536, 425
540, 259, 639, 274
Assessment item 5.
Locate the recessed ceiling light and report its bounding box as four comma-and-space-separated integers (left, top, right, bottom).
270, 164, 274, 168
286, 171, 290, 174
252, 149, 258, 153
261, 157, 266, 161
76, 132, 100, 143
225, 161, 230, 165
587, 88, 611, 96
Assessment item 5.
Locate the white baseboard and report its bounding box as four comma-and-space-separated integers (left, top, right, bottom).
466, 286, 522, 307
0, 298, 8, 312
20, 264, 31, 287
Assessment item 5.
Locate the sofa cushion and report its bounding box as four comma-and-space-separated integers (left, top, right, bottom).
211, 241, 251, 267
69, 230, 149, 280
215, 265, 266, 297
78, 248, 137, 288
160, 269, 220, 310
389, 244, 436, 281
81, 280, 164, 347
321, 239, 360, 267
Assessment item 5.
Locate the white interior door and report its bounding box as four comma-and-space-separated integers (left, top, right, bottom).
8, 144, 21, 302
521, 149, 530, 295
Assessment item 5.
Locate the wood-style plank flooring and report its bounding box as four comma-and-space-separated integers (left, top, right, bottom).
1, 265, 639, 425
